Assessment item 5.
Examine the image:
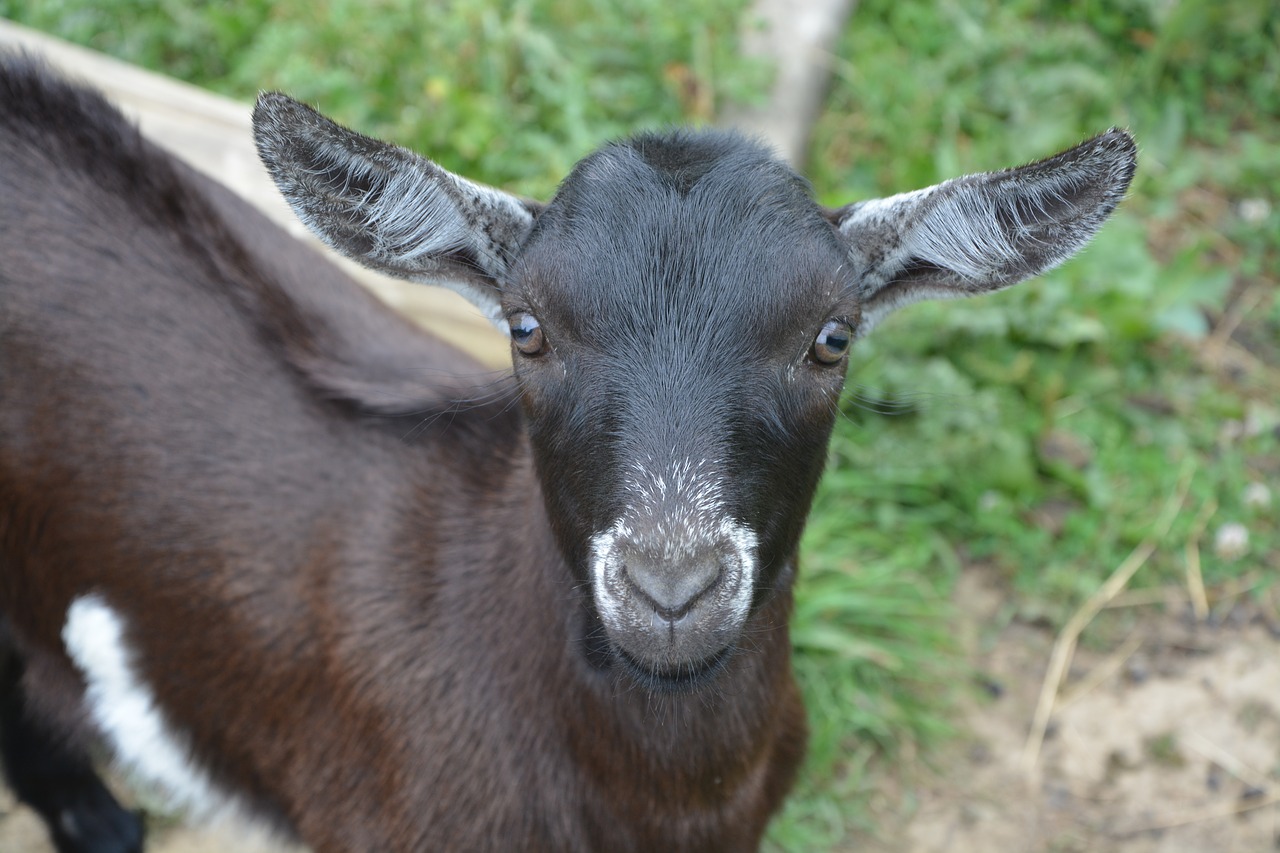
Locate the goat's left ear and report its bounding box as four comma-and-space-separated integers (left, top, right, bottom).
828, 129, 1136, 336
253, 93, 543, 329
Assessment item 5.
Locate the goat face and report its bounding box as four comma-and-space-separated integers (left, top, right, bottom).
254, 94, 1135, 689
507, 134, 854, 683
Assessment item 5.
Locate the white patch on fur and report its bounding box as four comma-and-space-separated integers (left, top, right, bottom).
588, 457, 758, 633
589, 524, 630, 625
717, 518, 759, 624
589, 516, 758, 630
61, 596, 269, 835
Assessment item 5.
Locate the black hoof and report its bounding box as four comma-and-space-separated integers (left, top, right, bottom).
2, 648, 145, 853
37, 776, 146, 853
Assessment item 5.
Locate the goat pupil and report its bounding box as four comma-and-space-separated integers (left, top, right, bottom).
813, 320, 851, 364
509, 313, 544, 354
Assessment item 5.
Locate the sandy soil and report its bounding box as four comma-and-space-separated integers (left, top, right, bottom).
3, 568, 1277, 852
859, 569, 1280, 853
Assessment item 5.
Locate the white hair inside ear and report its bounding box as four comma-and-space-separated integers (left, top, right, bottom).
253, 92, 542, 329
830, 129, 1137, 335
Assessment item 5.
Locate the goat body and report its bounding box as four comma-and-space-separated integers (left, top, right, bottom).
0, 55, 1135, 852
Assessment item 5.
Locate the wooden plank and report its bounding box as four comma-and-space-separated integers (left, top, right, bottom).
0, 20, 510, 367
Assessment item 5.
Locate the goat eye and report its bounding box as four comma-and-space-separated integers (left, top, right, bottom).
811, 320, 852, 365
509, 312, 546, 356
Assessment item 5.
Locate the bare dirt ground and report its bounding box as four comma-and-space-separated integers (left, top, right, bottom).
859, 568, 1280, 853
3, 567, 1277, 852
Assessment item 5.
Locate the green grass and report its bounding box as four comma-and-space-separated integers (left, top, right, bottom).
6, 1, 1278, 849
3, 0, 767, 196
775, 0, 1279, 845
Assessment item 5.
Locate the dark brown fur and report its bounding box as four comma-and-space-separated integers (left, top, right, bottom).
0, 57, 804, 851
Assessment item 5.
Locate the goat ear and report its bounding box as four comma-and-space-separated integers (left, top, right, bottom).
252, 93, 542, 328
829, 129, 1136, 336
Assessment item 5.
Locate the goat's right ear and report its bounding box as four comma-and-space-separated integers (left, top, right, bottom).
252, 93, 542, 328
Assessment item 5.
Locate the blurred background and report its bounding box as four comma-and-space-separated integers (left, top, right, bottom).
1, 1, 1277, 850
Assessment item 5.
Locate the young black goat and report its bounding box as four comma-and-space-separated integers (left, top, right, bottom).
0, 55, 1136, 852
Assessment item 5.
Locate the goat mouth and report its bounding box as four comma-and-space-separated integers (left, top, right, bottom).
613, 643, 734, 692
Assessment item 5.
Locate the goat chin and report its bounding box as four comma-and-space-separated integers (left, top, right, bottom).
613, 642, 738, 693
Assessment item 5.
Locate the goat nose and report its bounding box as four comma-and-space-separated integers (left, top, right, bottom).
623, 550, 721, 617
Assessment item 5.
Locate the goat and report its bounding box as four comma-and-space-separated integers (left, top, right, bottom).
0, 54, 1137, 852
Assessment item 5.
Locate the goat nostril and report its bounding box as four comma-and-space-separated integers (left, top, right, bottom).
623, 554, 720, 618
